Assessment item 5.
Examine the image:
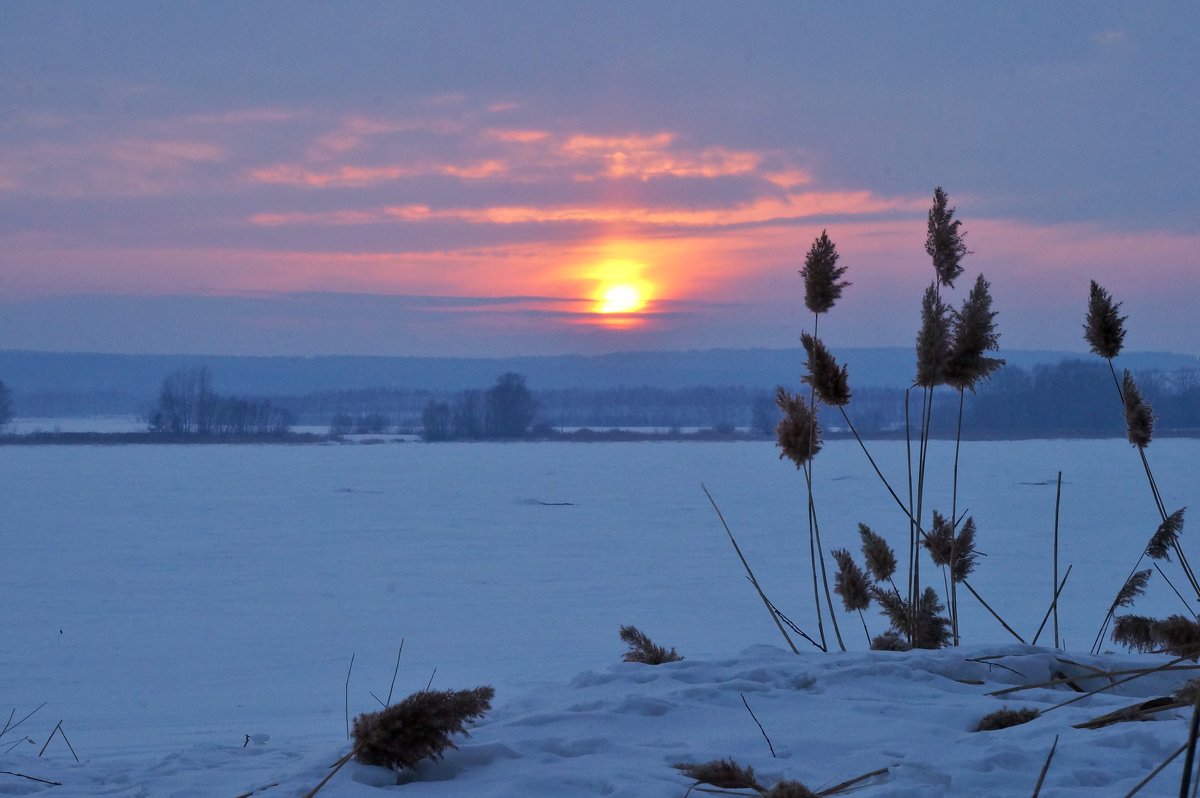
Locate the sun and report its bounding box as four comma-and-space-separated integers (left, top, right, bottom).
597, 283, 646, 314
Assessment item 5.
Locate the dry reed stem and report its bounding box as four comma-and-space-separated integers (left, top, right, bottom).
703, 483, 800, 654
1031, 734, 1058, 797
344, 653, 355, 740
1054, 471, 1063, 648
1031, 565, 1073, 647
990, 663, 1200, 697
816, 767, 889, 795
0, 771, 61, 787
386, 639, 405, 706
1073, 696, 1184, 730
1040, 654, 1196, 716
961, 579, 1026, 643
1182, 699, 1200, 797
302, 742, 364, 798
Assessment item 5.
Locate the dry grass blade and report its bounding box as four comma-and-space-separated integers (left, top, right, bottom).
703, 483, 800, 654
816, 767, 889, 796
1073, 696, 1184, 730
1031, 735, 1058, 797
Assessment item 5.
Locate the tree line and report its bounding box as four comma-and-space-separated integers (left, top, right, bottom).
149, 367, 293, 436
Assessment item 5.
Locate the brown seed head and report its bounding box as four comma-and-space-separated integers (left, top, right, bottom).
1122, 370, 1155, 448
775, 386, 821, 468
926, 187, 969, 288
801, 332, 851, 406
858, 523, 897, 583
1114, 568, 1152, 609
1084, 280, 1127, 359
832, 548, 872, 612
915, 283, 951, 388
1147, 508, 1186, 561
673, 759, 762, 791
800, 230, 850, 315
925, 511, 955, 567
945, 274, 1004, 391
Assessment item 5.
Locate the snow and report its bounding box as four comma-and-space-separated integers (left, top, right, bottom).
2, 439, 1198, 795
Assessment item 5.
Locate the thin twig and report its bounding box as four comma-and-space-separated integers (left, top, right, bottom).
234, 782, 281, 798
344, 653, 355, 740
759, 590, 824, 651
703, 483, 801, 654
37, 721, 62, 758
965, 657, 1025, 678
385, 639, 405, 706
0, 702, 46, 741
424, 668, 437, 692
1031, 734, 1058, 797
740, 693, 776, 758
57, 723, 79, 763
0, 771, 61, 786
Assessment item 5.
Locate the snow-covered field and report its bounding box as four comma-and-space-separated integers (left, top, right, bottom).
2, 438, 1198, 795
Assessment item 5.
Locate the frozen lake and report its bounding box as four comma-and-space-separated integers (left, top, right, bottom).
2, 438, 1197, 761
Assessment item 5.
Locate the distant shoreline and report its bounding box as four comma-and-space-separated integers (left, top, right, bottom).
4, 428, 1200, 445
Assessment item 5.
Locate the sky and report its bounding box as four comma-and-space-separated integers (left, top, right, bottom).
1, 1, 1198, 358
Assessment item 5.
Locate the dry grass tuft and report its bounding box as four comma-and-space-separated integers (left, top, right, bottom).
831, 549, 872, 612
763, 780, 818, 798
1084, 280, 1127, 359
673, 758, 762, 791
858, 523, 897, 584
352, 686, 494, 770
872, 586, 951, 649
619, 625, 682, 665
1146, 508, 1186, 561
976, 707, 1040, 732
801, 333, 851, 407
870, 631, 911, 651
775, 387, 822, 468
800, 230, 850, 315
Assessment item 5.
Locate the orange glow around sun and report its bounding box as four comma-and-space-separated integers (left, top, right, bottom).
587, 258, 654, 326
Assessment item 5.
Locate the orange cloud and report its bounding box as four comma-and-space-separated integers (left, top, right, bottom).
485, 128, 552, 143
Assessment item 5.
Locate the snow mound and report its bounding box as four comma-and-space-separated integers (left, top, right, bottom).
5, 644, 1196, 796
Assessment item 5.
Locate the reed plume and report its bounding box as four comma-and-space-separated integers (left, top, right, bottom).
1122, 370, 1155, 448
870, 631, 910, 651
925, 511, 954, 567
1147, 508, 1186, 561
619, 625, 682, 665
800, 230, 850, 315
915, 283, 951, 388
1114, 614, 1200, 658
858, 523, 897, 584
1116, 569, 1152, 608
944, 274, 1004, 391
352, 686, 494, 770
872, 585, 951, 649
925, 187, 969, 288
775, 387, 821, 467
1084, 280, 1127, 359
673, 759, 762, 791
832, 549, 872, 612
801, 332, 851, 407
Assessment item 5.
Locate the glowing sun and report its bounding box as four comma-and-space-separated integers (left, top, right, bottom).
597, 284, 646, 314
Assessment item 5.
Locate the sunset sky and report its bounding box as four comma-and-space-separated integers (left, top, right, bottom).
2, 2, 1197, 357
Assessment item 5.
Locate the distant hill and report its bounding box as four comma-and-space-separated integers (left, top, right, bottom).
1, 347, 1197, 416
